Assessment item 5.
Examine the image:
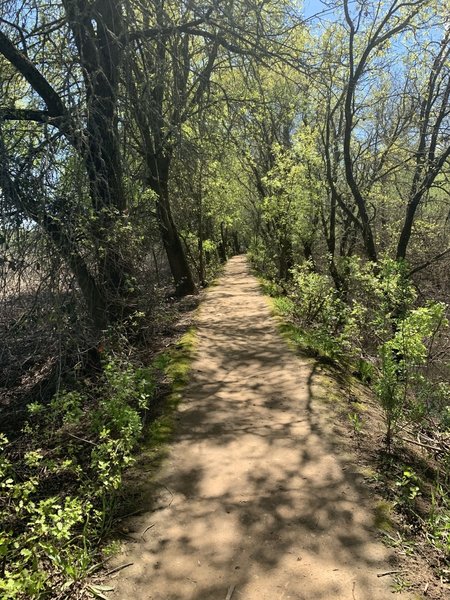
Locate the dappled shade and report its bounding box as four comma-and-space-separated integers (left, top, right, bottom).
109, 257, 411, 600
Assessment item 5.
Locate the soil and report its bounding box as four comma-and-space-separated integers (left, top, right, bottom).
107, 256, 420, 600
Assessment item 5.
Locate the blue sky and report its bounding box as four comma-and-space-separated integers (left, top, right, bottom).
302, 0, 334, 20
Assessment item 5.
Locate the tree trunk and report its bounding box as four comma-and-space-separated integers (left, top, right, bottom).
396, 198, 420, 261
42, 216, 108, 330
343, 88, 378, 262
147, 154, 196, 296
158, 192, 197, 296
64, 0, 136, 324
197, 210, 206, 288
0, 143, 108, 330
0, 1, 136, 328
218, 222, 228, 263
279, 236, 294, 281
232, 231, 240, 255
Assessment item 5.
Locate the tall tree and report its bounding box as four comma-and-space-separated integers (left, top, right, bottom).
341, 0, 430, 262
0, 1, 133, 328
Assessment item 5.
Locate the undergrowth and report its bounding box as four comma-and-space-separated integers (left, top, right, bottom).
0, 328, 196, 599
258, 267, 450, 578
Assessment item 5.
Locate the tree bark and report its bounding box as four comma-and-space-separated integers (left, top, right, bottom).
279, 236, 294, 281
218, 222, 228, 263
147, 153, 197, 295
63, 0, 136, 320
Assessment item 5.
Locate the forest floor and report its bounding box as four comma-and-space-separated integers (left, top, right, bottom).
106, 256, 421, 600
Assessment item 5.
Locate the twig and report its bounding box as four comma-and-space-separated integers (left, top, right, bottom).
381, 532, 396, 543
103, 562, 134, 577
225, 584, 235, 600
407, 247, 450, 277
377, 570, 403, 578
420, 431, 450, 451
141, 523, 155, 540
116, 507, 147, 520
66, 432, 97, 446
400, 436, 442, 453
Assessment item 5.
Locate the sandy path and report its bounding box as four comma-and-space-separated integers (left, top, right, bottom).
110, 256, 413, 600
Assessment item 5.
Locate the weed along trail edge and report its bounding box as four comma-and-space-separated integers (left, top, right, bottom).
108, 256, 416, 600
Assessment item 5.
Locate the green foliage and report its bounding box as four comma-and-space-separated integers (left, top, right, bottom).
50, 391, 84, 425
2, 0, 450, 592
348, 411, 364, 435
0, 432, 90, 598
375, 303, 447, 448
272, 295, 295, 316
0, 356, 158, 598
248, 242, 280, 282
395, 468, 422, 504
284, 262, 364, 361
275, 258, 416, 363
0, 322, 197, 598
428, 483, 450, 556
258, 277, 285, 299
355, 358, 375, 384
247, 126, 324, 281
261, 253, 449, 453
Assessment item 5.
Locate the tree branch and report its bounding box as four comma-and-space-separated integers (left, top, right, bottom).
0, 29, 67, 117
0, 107, 53, 123
408, 247, 450, 277
126, 16, 210, 43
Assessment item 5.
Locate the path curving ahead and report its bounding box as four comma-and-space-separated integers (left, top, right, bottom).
110, 256, 413, 600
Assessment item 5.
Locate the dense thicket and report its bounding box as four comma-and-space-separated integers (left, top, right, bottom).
1, 0, 449, 597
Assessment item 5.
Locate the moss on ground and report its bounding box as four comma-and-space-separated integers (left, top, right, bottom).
146, 326, 196, 444
374, 500, 395, 532
117, 326, 197, 516
145, 327, 197, 447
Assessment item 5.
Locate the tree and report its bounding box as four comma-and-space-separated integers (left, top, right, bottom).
341, 0, 431, 262
396, 26, 450, 261
123, 0, 300, 294
0, 1, 134, 328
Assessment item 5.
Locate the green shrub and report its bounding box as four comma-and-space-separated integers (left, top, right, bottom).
247, 241, 279, 281
428, 483, 450, 556
375, 303, 447, 449
0, 356, 157, 598
286, 263, 362, 361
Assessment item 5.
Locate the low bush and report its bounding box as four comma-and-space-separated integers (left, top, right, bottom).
260, 258, 449, 449
0, 355, 157, 599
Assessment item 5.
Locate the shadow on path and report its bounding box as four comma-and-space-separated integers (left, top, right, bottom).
110, 257, 413, 600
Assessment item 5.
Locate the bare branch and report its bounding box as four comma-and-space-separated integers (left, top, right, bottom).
408, 247, 450, 277
0, 107, 53, 124
0, 30, 67, 118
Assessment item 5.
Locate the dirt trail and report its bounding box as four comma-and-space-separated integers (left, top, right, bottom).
110, 256, 415, 600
